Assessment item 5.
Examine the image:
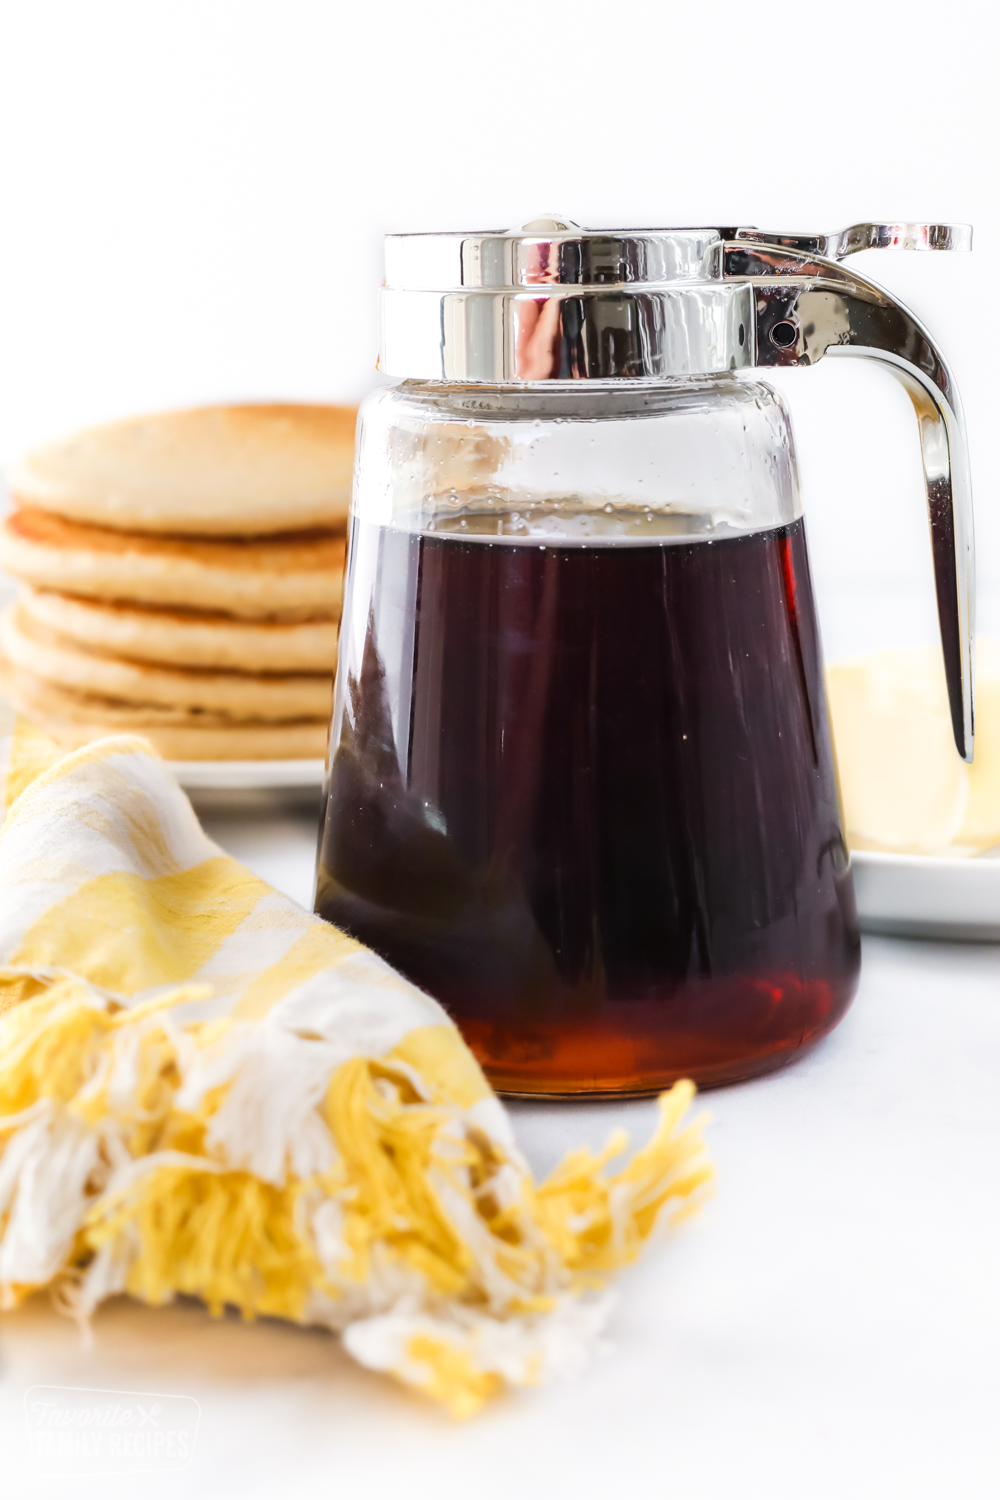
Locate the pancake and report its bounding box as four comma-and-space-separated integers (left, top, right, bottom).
0, 657, 328, 760
1, 601, 333, 720
0, 508, 346, 618
8, 403, 357, 536
20, 587, 340, 673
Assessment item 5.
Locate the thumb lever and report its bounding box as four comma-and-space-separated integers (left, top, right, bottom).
725, 222, 972, 261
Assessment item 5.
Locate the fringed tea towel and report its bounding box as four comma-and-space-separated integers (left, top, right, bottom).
0, 728, 712, 1416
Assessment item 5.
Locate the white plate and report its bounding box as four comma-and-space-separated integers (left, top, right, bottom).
852, 848, 1000, 941
167, 758, 325, 791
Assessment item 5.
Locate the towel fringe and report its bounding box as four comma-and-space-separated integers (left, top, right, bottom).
0, 976, 712, 1416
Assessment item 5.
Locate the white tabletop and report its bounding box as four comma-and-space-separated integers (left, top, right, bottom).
3, 793, 999, 1500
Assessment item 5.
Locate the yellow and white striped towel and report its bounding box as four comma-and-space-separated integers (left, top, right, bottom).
0, 719, 711, 1416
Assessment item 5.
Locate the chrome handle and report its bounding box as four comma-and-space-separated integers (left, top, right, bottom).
725, 243, 974, 761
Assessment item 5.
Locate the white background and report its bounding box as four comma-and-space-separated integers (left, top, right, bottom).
1, 0, 998, 660
1, 9, 999, 1496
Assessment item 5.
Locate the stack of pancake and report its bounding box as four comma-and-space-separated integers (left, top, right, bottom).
0, 404, 355, 760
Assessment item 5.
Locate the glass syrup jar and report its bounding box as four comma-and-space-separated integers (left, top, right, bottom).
315, 217, 974, 1095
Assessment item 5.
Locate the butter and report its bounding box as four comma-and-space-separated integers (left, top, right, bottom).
827, 643, 1000, 857
946, 641, 1000, 852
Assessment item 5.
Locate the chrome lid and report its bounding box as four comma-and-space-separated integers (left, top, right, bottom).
384, 217, 728, 290
378, 216, 970, 383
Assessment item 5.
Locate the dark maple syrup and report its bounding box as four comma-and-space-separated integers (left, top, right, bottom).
315, 511, 859, 1093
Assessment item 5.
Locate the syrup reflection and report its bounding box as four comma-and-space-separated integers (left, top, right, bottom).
315, 610, 558, 1012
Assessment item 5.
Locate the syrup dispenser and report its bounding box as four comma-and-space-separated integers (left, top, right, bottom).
315, 218, 973, 1093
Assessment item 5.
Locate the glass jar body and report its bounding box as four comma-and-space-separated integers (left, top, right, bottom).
315, 377, 860, 1093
